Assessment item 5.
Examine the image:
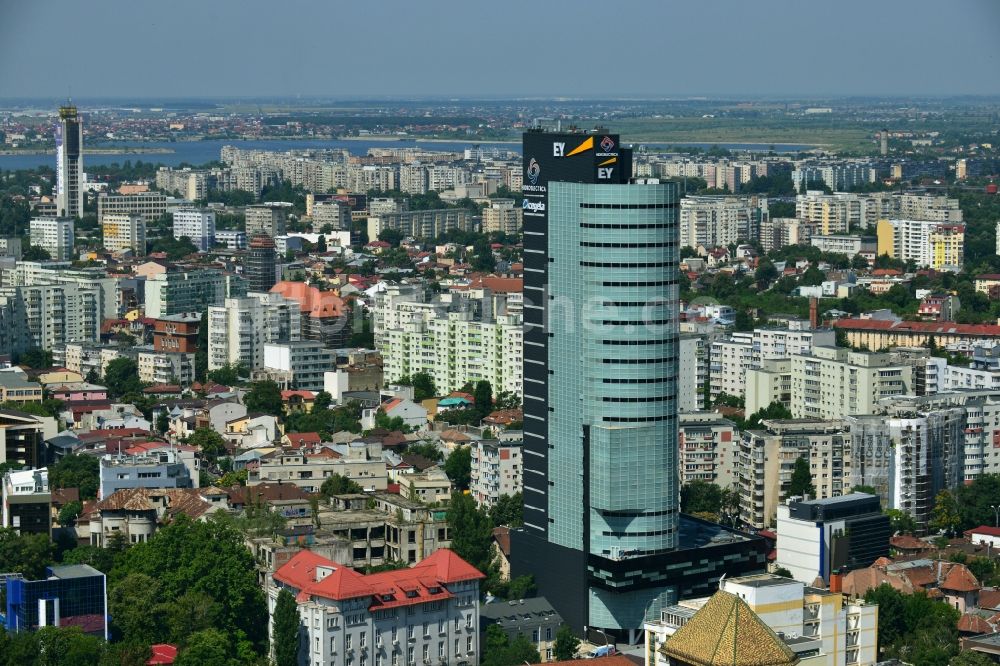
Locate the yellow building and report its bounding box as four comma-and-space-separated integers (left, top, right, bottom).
875, 219, 964, 271
102, 212, 146, 254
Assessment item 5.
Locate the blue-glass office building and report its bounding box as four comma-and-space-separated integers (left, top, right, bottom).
512, 129, 768, 641
4, 564, 108, 639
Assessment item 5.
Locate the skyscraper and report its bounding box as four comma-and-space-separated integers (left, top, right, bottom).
55, 105, 83, 219
247, 233, 277, 293
512, 129, 767, 640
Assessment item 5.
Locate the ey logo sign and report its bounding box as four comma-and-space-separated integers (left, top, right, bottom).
553, 136, 594, 158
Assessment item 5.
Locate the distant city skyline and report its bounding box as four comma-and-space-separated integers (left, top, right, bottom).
2, 0, 999, 99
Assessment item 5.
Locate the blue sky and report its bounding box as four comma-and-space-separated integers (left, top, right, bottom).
1, 0, 998, 99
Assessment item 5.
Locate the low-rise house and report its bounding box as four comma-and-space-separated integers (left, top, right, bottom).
225, 413, 281, 449
87, 487, 220, 546
399, 467, 452, 504
248, 441, 387, 493
362, 397, 428, 431
481, 597, 563, 663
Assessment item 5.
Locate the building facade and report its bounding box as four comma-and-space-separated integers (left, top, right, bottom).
469, 439, 523, 509
207, 293, 301, 370
55, 105, 83, 219
172, 208, 216, 251
145, 270, 246, 319
29, 217, 74, 261
101, 213, 146, 254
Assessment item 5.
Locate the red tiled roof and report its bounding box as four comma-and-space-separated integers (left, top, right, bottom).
976, 274, 1000, 281
281, 390, 316, 400
274, 548, 484, 609
891, 535, 931, 551
147, 643, 178, 664
942, 564, 981, 592
286, 432, 321, 448
958, 614, 994, 634
980, 589, 1000, 610
270, 281, 347, 318
833, 318, 1000, 336
969, 525, 1000, 538
492, 527, 511, 556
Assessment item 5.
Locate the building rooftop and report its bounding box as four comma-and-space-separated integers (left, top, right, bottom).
49, 564, 103, 580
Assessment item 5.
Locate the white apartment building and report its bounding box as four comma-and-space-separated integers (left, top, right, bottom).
810, 235, 873, 257
795, 191, 866, 234
207, 294, 302, 370
137, 350, 195, 386
5, 261, 118, 319
679, 195, 761, 249
97, 192, 167, 223
101, 213, 146, 254
470, 439, 522, 509
262, 341, 334, 392
760, 217, 815, 253
876, 218, 965, 272
644, 573, 878, 666
482, 199, 523, 235
269, 549, 483, 666
678, 411, 739, 489
172, 208, 216, 251
790, 346, 911, 420
155, 167, 208, 200
215, 230, 247, 250
29, 217, 74, 261
792, 164, 875, 194
145, 270, 246, 319
679, 334, 708, 412
0, 284, 101, 349
381, 308, 523, 397
709, 332, 753, 403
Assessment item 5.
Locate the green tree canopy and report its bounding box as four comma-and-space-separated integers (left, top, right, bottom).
931, 490, 963, 537
243, 380, 284, 416
444, 446, 472, 491
489, 493, 523, 528
681, 480, 724, 515
103, 357, 145, 398
554, 624, 581, 661
446, 491, 493, 574
173, 628, 241, 666
0, 527, 56, 580
273, 588, 301, 666
188, 428, 227, 461
50, 454, 100, 500
786, 456, 815, 499
320, 473, 363, 497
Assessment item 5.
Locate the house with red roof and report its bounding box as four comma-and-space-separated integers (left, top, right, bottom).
269, 548, 484, 665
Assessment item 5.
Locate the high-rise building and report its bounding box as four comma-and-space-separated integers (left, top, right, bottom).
482, 198, 523, 235
55, 105, 83, 219
172, 208, 216, 251
516, 130, 678, 632
245, 202, 291, 237
246, 234, 277, 293
29, 217, 74, 261
97, 192, 167, 224
144, 270, 246, 319
101, 212, 145, 254
207, 293, 301, 370
876, 219, 965, 271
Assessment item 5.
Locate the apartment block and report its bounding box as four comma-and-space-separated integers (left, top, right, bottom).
470, 439, 523, 508
2, 467, 51, 535
172, 208, 216, 251
99, 450, 196, 499
790, 346, 911, 420
679, 195, 762, 249
145, 270, 246, 319
248, 444, 386, 493
97, 192, 167, 223
876, 219, 965, 271
482, 199, 523, 235
5, 261, 118, 319
101, 212, 145, 254
262, 341, 334, 392
311, 200, 350, 230
367, 209, 471, 241
678, 411, 739, 489
245, 202, 292, 237
29, 217, 74, 261
679, 334, 708, 412
737, 419, 852, 528
810, 235, 876, 257
207, 293, 301, 370
137, 350, 195, 386
0, 284, 101, 349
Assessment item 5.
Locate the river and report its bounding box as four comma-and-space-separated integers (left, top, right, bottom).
0, 137, 814, 170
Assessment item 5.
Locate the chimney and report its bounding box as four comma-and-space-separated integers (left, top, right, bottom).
829, 571, 842, 594
809, 297, 818, 330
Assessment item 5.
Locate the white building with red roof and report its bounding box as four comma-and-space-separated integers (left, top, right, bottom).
269, 548, 484, 665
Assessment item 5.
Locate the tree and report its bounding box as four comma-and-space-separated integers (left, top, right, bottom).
445, 446, 472, 491
489, 493, 523, 528
58, 500, 83, 525
50, 454, 100, 500
886, 508, 918, 535
194, 312, 208, 383
865, 585, 960, 666
773, 566, 793, 578
33, 625, 105, 665
155, 411, 169, 434
316, 235, 327, 253
320, 474, 363, 497
273, 588, 301, 666
554, 624, 581, 661
755, 259, 779, 286
786, 456, 815, 499
111, 516, 268, 654
162, 590, 222, 645
22, 244, 51, 261
411, 372, 437, 401
482, 624, 541, 666
19, 347, 53, 368
0, 527, 56, 579
313, 390, 332, 411
931, 490, 962, 537
174, 629, 240, 666
243, 380, 284, 416
447, 491, 494, 574
188, 428, 227, 461
206, 362, 246, 387
109, 573, 161, 645
473, 380, 493, 418
681, 480, 723, 514
103, 357, 144, 398
405, 441, 444, 462
951, 650, 997, 666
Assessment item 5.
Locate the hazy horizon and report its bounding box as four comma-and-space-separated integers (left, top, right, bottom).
2, 0, 999, 99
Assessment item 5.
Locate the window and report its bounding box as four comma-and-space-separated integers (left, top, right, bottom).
423, 622, 429, 638
422, 645, 429, 662
454, 639, 459, 655
361, 631, 367, 647
438, 641, 445, 658
465, 614, 473, 628
438, 620, 445, 634
532, 629, 539, 642
466, 637, 473, 653
346, 634, 352, 649
407, 647, 415, 665
407, 625, 414, 639
331, 638, 336, 652
392, 626, 398, 642
545, 627, 552, 641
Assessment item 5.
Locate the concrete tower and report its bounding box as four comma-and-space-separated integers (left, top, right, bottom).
55, 105, 84, 219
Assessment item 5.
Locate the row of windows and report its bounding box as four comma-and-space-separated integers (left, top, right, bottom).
602, 301, 671, 307
601, 357, 674, 364
581, 261, 672, 268
602, 280, 677, 287
600, 508, 676, 517
580, 223, 672, 229
603, 415, 673, 423
601, 395, 673, 403
579, 203, 677, 209
601, 339, 673, 345
602, 528, 675, 537
580, 241, 675, 248
601, 377, 673, 384
599, 319, 673, 326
